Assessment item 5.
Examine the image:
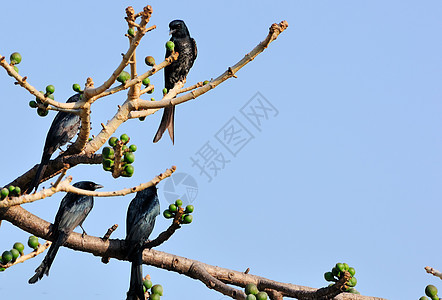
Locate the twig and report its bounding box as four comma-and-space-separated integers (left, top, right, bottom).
51, 164, 69, 188
0, 241, 51, 270
101, 224, 118, 264
84, 5, 153, 98
177, 81, 205, 94
143, 206, 185, 249
102, 224, 119, 241
425, 266, 442, 279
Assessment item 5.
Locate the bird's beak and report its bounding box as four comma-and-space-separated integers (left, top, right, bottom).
169, 28, 176, 35
94, 184, 104, 190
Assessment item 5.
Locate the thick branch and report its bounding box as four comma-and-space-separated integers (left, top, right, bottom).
7, 153, 102, 192
0, 205, 384, 300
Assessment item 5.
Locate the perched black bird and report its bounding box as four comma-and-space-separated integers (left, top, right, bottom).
125, 186, 160, 300
153, 20, 197, 144
28, 181, 102, 284
27, 94, 82, 193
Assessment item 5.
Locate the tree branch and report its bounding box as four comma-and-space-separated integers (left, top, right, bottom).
135, 21, 289, 111
425, 266, 442, 280
1, 166, 176, 207
6, 153, 102, 191
0, 204, 384, 300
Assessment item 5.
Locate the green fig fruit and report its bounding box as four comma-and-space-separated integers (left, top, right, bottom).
10, 52, 22, 65
120, 134, 129, 144
102, 147, 115, 159
166, 41, 175, 51
13, 242, 24, 255
108, 137, 118, 147
163, 210, 173, 219
151, 284, 163, 296
123, 152, 135, 164
46, 85, 55, 94
142, 77, 150, 86
28, 236, 39, 250
245, 283, 259, 295
73, 83, 82, 92
145, 56, 155, 66
117, 71, 130, 84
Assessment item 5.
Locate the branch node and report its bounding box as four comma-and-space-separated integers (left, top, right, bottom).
102, 224, 118, 240
86, 77, 94, 88
228, 67, 238, 78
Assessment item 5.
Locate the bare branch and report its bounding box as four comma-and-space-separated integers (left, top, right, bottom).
84, 5, 153, 98
177, 81, 205, 94
0, 166, 176, 207
425, 266, 442, 280
135, 21, 289, 111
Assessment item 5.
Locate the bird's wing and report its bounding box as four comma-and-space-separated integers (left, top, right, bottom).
191, 37, 197, 60
55, 195, 93, 233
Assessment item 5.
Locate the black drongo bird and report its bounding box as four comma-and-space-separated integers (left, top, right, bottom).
28, 181, 102, 284
27, 94, 82, 194
125, 186, 160, 300
153, 20, 197, 144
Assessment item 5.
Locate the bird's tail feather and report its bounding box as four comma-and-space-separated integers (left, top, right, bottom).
28, 232, 67, 284
126, 251, 144, 300
153, 105, 175, 144
27, 152, 51, 194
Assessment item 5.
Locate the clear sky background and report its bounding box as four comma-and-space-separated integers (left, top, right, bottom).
0, 1, 441, 299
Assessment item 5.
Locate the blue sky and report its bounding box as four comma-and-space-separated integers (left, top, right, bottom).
1, 1, 441, 299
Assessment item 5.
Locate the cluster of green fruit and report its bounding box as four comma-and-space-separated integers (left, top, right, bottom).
1, 185, 21, 200
324, 262, 359, 294
9, 52, 21, 73
244, 283, 268, 300
102, 134, 137, 177
162, 199, 194, 224
420, 285, 440, 300
0, 236, 39, 270
29, 84, 56, 117
142, 279, 163, 300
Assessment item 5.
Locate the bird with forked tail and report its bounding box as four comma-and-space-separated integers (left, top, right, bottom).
125, 186, 160, 300
26, 94, 81, 194
153, 20, 197, 144
28, 181, 102, 284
